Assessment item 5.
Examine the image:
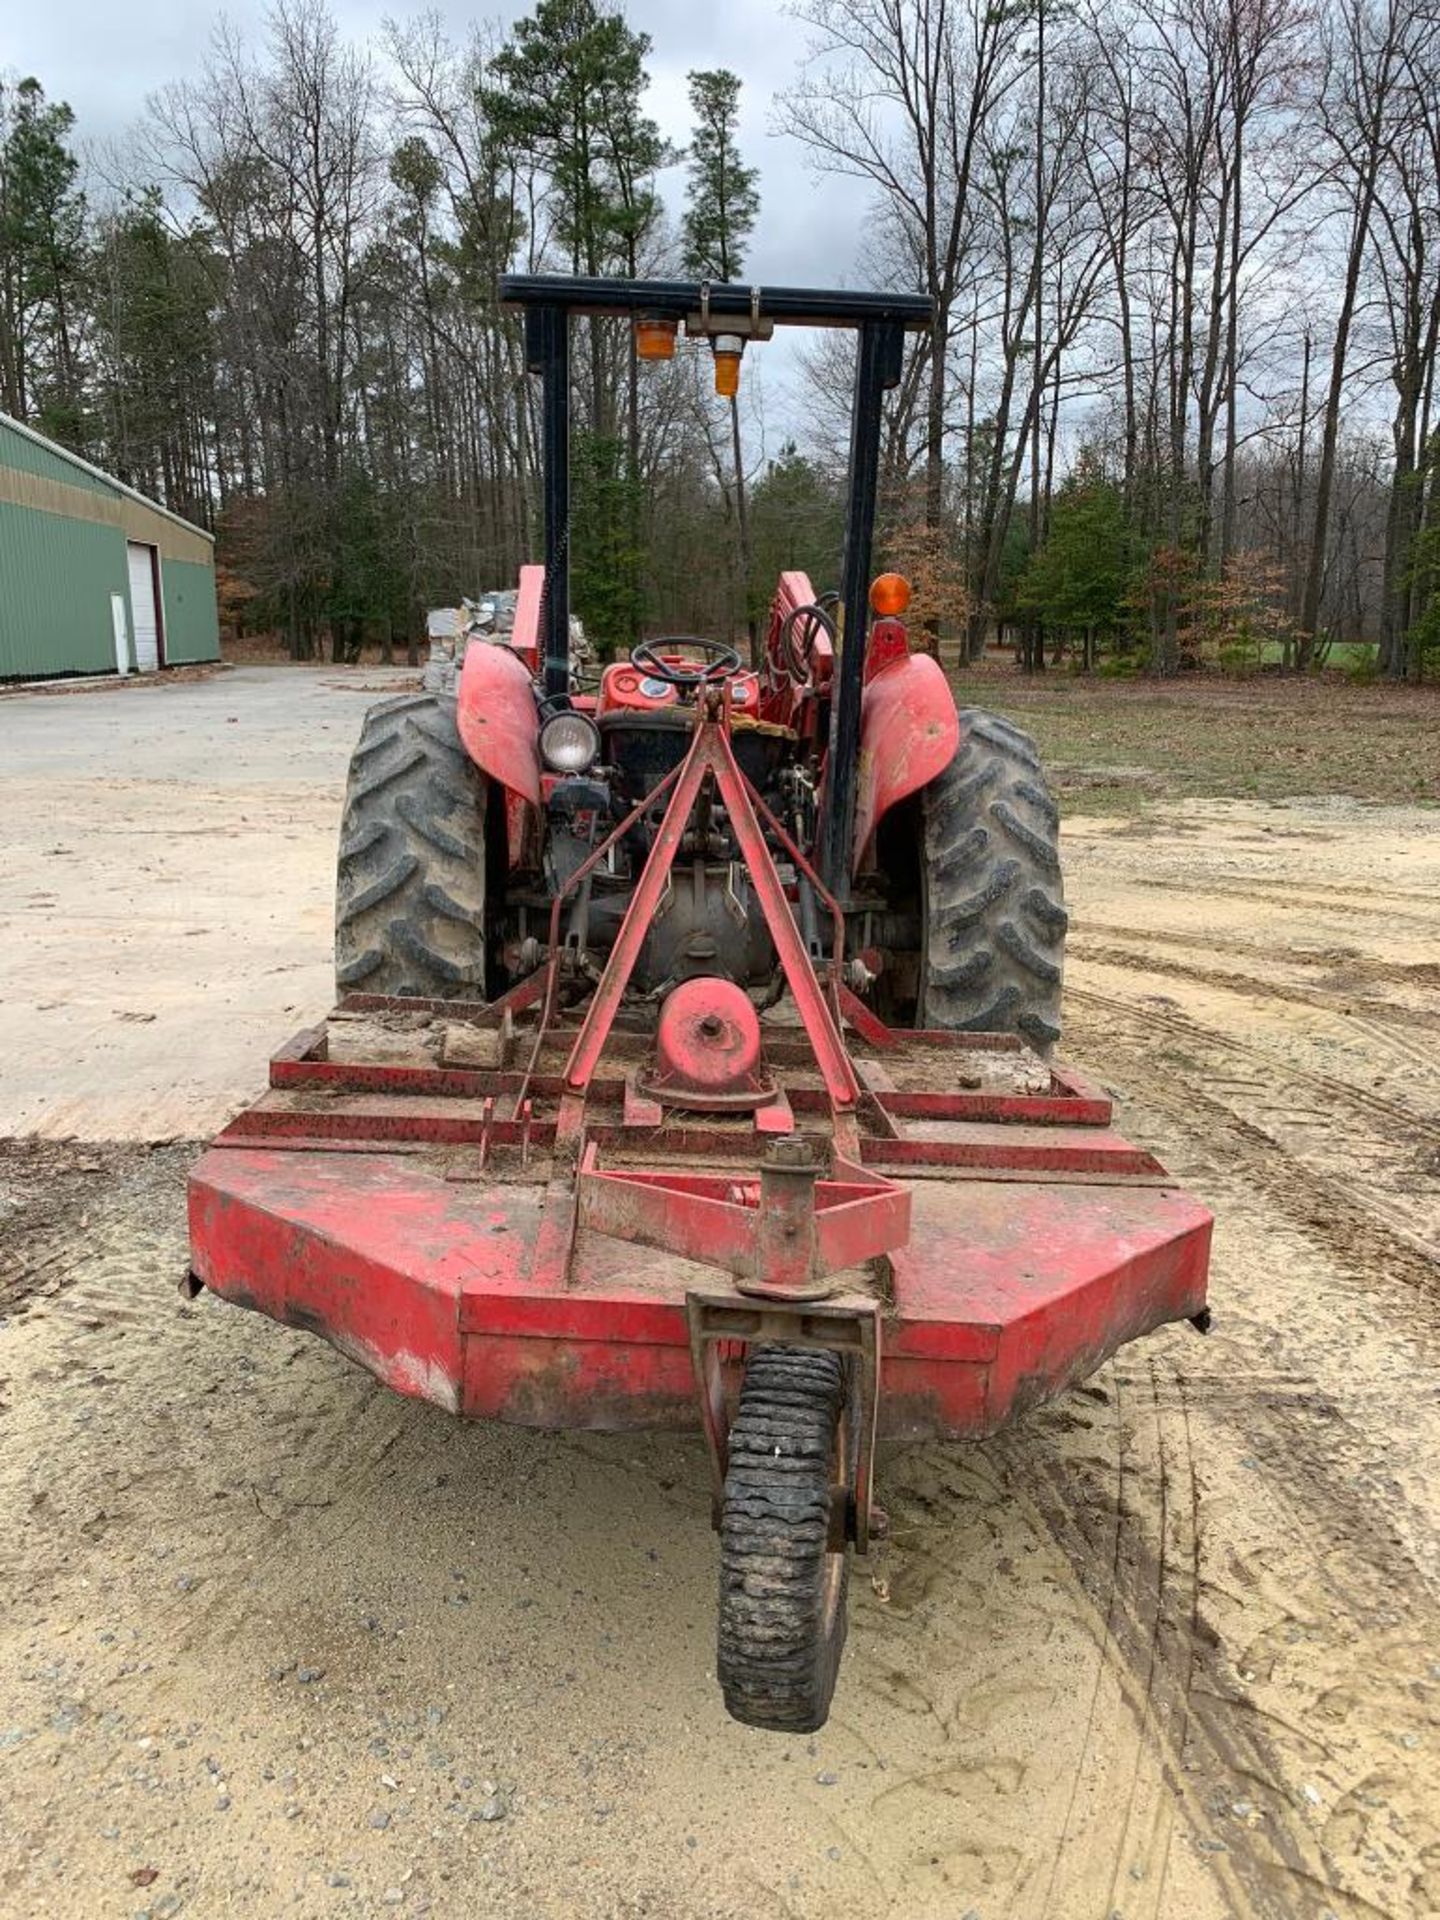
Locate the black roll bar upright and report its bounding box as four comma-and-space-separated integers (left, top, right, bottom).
524, 305, 571, 703
501, 275, 931, 863
818, 318, 908, 904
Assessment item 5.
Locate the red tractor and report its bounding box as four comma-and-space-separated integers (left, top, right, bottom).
188, 276, 1211, 1732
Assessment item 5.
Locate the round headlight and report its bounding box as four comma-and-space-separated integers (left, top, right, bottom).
539, 709, 600, 775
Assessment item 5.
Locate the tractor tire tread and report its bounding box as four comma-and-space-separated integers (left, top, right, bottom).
336, 946, 384, 988
920, 707, 1065, 1052
391, 919, 485, 988
717, 1346, 848, 1734
334, 694, 488, 1002
929, 824, 991, 882
394, 791, 474, 860
997, 917, 1063, 985
337, 819, 390, 865
342, 853, 419, 919
991, 798, 1063, 875
350, 741, 429, 804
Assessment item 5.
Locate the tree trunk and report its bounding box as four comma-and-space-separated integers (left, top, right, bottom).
1300, 162, 1384, 664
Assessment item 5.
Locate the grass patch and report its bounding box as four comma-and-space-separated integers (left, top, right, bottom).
955, 668, 1440, 815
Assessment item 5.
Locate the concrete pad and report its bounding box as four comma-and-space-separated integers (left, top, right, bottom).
0, 666, 414, 1139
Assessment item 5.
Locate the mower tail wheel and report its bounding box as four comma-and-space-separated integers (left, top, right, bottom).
334, 693, 489, 1001
921, 706, 1067, 1052
717, 1345, 849, 1733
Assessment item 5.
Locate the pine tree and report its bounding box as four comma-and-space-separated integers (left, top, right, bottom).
485, 0, 667, 436
1016, 456, 1131, 668
681, 71, 758, 283
681, 70, 760, 650
486, 0, 667, 647
0, 77, 87, 433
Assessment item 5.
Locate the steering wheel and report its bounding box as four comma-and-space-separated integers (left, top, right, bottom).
631, 636, 742, 690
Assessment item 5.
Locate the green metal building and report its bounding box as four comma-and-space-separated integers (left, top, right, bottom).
0, 411, 219, 681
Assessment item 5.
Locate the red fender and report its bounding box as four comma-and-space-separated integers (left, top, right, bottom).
457, 629, 543, 870
457, 636, 542, 808
851, 649, 961, 873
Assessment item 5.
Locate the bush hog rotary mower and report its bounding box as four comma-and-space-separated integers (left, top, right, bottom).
187, 275, 1212, 1732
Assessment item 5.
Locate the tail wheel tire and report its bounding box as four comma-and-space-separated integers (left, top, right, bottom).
920, 706, 1067, 1052
717, 1346, 849, 1733
334, 693, 489, 1000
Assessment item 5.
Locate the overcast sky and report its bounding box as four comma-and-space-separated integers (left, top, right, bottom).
11, 1, 872, 438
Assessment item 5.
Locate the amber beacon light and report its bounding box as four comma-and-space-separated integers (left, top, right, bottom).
712, 334, 744, 397
634, 314, 678, 361
869, 572, 911, 617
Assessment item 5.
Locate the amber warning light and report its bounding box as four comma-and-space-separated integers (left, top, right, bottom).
634, 315, 678, 361
869, 573, 911, 617
712, 334, 744, 398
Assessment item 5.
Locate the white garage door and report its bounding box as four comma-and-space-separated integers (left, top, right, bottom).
126, 542, 162, 672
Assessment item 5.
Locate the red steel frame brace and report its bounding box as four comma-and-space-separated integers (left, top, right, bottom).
561, 693, 861, 1118
577, 1135, 909, 1300
534, 689, 913, 1297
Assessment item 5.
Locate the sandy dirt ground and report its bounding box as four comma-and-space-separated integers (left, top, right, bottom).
1, 668, 1438, 1920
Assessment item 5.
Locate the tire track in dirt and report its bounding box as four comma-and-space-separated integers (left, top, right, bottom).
1013, 1376, 1346, 1920
5, 1146, 428, 1689
851, 1350, 1303, 1918
0, 1141, 147, 1316
1067, 1006, 1440, 1565
1099, 1051, 1440, 1592
1071, 933, 1440, 1041
1121, 873, 1440, 926
1025, 1360, 1205, 1920
1041, 958, 1440, 1913
862, 1348, 1367, 1919
1009, 1239, 1434, 1914
1068, 985, 1440, 1269
1069, 981, 1440, 1138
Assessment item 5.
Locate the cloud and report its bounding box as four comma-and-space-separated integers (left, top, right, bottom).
16, 0, 862, 284
14, 0, 874, 433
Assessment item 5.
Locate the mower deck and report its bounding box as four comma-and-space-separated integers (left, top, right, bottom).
188, 992, 1212, 1440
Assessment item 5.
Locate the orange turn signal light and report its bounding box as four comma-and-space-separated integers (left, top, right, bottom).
869, 572, 911, 617
635, 315, 678, 361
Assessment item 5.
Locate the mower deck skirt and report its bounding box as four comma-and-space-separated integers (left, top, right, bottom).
189, 1134, 1210, 1441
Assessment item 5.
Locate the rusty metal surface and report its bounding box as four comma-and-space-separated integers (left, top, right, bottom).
189, 1099, 1210, 1442
191, 641, 1210, 1446
575, 1136, 911, 1299
192, 961, 1212, 1449
639, 977, 773, 1108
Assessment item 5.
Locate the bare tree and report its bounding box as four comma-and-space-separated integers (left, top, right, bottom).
1300, 0, 1420, 663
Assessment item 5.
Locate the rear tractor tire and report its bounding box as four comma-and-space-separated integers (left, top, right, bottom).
716, 1346, 850, 1733
920, 706, 1067, 1052
334, 693, 489, 1001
